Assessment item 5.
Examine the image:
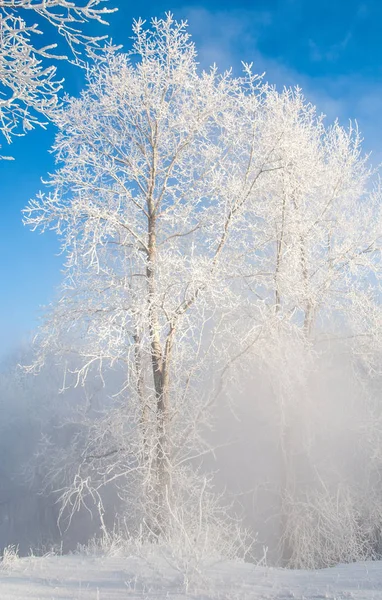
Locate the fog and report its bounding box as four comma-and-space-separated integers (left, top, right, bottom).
209, 346, 381, 566
0, 338, 380, 569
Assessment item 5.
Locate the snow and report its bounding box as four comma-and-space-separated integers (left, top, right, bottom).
1, 553, 382, 599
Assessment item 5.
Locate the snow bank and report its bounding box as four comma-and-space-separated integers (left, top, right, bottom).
1, 552, 382, 599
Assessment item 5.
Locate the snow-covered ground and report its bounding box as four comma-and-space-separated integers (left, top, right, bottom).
1, 552, 382, 599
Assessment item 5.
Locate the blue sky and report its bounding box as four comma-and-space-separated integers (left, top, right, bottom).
1, 0, 382, 359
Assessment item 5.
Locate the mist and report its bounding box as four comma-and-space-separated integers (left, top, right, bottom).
209, 340, 382, 567
0, 334, 381, 570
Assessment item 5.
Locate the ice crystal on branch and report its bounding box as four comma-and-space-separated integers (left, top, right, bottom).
0, 0, 116, 153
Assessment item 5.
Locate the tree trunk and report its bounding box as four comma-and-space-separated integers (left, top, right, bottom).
145, 204, 172, 536
279, 419, 295, 566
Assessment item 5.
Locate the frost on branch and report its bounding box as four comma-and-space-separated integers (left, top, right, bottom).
23, 14, 382, 566
23, 14, 272, 545
0, 0, 116, 152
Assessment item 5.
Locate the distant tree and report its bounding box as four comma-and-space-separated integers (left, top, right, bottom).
0, 0, 116, 156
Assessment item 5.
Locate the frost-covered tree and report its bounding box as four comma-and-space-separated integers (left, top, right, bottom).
263, 93, 381, 565
23, 15, 280, 542
23, 14, 382, 565
0, 0, 115, 155
219, 88, 382, 567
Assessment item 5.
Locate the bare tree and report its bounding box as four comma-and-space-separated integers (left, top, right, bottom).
23, 15, 280, 541
227, 88, 382, 567
23, 16, 382, 565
